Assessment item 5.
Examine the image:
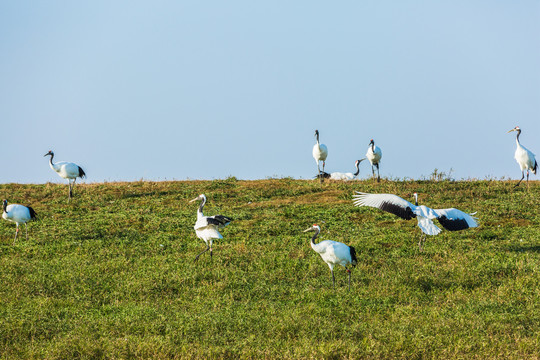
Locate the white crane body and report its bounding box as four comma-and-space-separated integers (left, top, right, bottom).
515, 143, 536, 171
49, 160, 84, 180
311, 240, 355, 269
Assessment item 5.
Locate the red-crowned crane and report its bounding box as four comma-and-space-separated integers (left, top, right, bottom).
189, 194, 232, 261
352, 192, 478, 251
312, 130, 328, 176
44, 150, 86, 200
366, 139, 382, 182
507, 126, 537, 188
318, 159, 366, 181
2, 200, 37, 243
303, 224, 357, 290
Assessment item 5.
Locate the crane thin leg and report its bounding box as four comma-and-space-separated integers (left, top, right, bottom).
418, 235, 426, 252
14, 225, 19, 244
194, 245, 210, 262
72, 179, 77, 197
67, 181, 72, 201
514, 172, 525, 188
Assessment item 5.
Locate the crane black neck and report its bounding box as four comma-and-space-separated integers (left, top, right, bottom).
354, 163, 360, 176
515, 129, 521, 143
198, 197, 207, 214
2, 201, 6, 212
310, 228, 320, 245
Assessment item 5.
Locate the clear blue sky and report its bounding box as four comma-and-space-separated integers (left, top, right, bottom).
1, 1, 538, 183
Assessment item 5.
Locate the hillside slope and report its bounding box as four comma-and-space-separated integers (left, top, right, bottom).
0, 179, 539, 358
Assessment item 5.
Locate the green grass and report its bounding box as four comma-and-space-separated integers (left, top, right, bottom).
0, 179, 539, 359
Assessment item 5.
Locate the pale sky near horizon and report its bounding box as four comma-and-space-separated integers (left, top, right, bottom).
1, 1, 539, 184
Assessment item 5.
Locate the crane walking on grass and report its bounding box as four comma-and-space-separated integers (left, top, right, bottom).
366, 139, 382, 182
44, 150, 86, 200
318, 159, 365, 180
352, 192, 478, 251
507, 126, 537, 188
303, 224, 357, 290
312, 130, 328, 176
190, 194, 232, 261
2, 200, 37, 243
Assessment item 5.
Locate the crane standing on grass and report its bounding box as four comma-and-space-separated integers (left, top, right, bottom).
303, 224, 357, 290
366, 139, 382, 182
190, 194, 232, 261
312, 130, 328, 176
507, 126, 537, 188
44, 150, 86, 200
2, 200, 37, 243
352, 192, 478, 251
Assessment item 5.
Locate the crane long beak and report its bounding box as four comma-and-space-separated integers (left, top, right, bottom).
507, 129, 516, 133
303, 227, 313, 232
189, 197, 199, 203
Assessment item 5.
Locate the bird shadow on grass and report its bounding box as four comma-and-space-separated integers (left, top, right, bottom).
506, 245, 540, 253
121, 191, 174, 199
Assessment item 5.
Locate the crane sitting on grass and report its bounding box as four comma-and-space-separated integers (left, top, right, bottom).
317, 159, 365, 180
44, 150, 86, 201
303, 224, 357, 290
2, 200, 37, 243
507, 126, 537, 188
189, 194, 232, 261
352, 192, 478, 251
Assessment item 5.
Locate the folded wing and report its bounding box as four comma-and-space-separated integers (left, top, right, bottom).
195, 215, 232, 230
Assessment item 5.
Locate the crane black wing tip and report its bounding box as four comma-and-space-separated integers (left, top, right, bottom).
78, 167, 86, 179
27, 206, 37, 220
207, 215, 233, 226
436, 216, 476, 231
349, 246, 358, 267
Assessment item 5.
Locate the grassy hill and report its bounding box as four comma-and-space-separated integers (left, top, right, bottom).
0, 179, 539, 359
